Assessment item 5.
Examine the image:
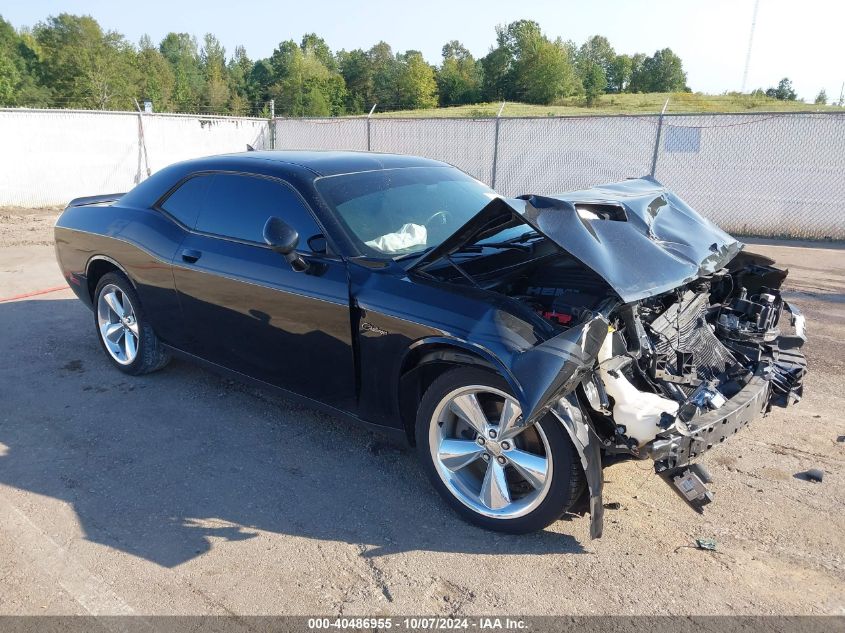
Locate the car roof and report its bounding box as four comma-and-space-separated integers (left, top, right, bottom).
117, 150, 457, 212
212, 150, 451, 177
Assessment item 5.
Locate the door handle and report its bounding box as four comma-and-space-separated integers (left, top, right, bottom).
181, 249, 202, 264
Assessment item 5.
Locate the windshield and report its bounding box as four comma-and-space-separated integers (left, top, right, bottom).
314, 166, 498, 258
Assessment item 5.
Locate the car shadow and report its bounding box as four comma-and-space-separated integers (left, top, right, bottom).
0, 298, 585, 568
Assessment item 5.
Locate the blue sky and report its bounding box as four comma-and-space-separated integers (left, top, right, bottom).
3, 0, 842, 102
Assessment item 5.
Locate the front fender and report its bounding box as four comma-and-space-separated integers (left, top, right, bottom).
407, 313, 608, 430
507, 315, 609, 539
509, 314, 609, 425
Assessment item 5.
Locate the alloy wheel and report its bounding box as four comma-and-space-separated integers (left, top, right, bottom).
96, 283, 139, 365
429, 385, 553, 519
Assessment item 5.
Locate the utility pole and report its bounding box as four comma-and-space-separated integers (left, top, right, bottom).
741, 0, 761, 93
269, 99, 275, 119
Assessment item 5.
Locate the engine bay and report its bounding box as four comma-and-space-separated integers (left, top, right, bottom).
521, 251, 808, 453
420, 244, 807, 457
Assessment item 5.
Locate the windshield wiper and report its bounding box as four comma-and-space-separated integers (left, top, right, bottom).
458, 230, 543, 253
396, 230, 541, 263
480, 230, 542, 248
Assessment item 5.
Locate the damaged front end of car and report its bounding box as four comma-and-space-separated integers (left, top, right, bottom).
409, 177, 807, 538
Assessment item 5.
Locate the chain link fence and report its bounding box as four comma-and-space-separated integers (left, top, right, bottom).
275, 112, 845, 240
652, 113, 844, 239
2, 108, 842, 239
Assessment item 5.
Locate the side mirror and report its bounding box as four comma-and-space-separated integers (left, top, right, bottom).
263, 216, 309, 272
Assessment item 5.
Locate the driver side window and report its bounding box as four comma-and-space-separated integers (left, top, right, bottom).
165, 173, 322, 250
197, 174, 321, 249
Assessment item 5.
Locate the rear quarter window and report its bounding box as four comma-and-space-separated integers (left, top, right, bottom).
160, 175, 213, 228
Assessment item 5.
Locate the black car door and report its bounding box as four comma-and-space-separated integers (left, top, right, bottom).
165, 172, 356, 411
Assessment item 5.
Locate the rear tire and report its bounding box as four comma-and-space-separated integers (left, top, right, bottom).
93, 272, 170, 375
416, 366, 585, 533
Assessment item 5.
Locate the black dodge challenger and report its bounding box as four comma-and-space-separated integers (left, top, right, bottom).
54, 151, 807, 536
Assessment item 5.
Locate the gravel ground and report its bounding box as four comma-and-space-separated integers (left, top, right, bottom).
0, 209, 843, 616
0, 206, 61, 248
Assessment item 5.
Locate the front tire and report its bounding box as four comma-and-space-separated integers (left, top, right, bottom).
93, 272, 170, 375
416, 367, 585, 533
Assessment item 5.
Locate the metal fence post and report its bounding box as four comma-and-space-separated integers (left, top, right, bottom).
132, 98, 151, 181
650, 98, 669, 177
269, 99, 275, 149
490, 101, 506, 190
367, 103, 377, 151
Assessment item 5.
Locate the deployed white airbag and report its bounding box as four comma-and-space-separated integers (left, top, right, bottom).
365, 223, 427, 253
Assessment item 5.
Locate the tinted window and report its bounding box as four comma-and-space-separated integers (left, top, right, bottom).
160, 175, 212, 228
194, 174, 321, 248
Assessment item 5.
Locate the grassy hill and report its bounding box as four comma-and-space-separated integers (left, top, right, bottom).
372, 92, 843, 118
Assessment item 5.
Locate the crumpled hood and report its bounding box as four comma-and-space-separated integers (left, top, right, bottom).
411, 176, 743, 303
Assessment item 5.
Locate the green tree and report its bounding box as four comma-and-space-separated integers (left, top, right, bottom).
626, 53, 647, 93
136, 35, 174, 110
338, 48, 373, 113
247, 58, 274, 106
300, 33, 337, 72
0, 48, 20, 103
436, 40, 482, 106
227, 45, 253, 115
200, 33, 228, 113
269, 38, 345, 116
814, 89, 827, 105
34, 14, 138, 109
9, 29, 51, 106
0, 17, 25, 104
765, 77, 797, 101
269, 40, 298, 78
270, 43, 309, 115
606, 54, 632, 93
159, 32, 203, 111
512, 35, 579, 104
396, 50, 438, 109
480, 44, 511, 101
480, 21, 537, 101
0, 15, 700, 113
0, 17, 17, 55
581, 61, 607, 105
499, 19, 543, 56
481, 21, 579, 104
368, 41, 400, 108
629, 48, 687, 93
576, 35, 614, 92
